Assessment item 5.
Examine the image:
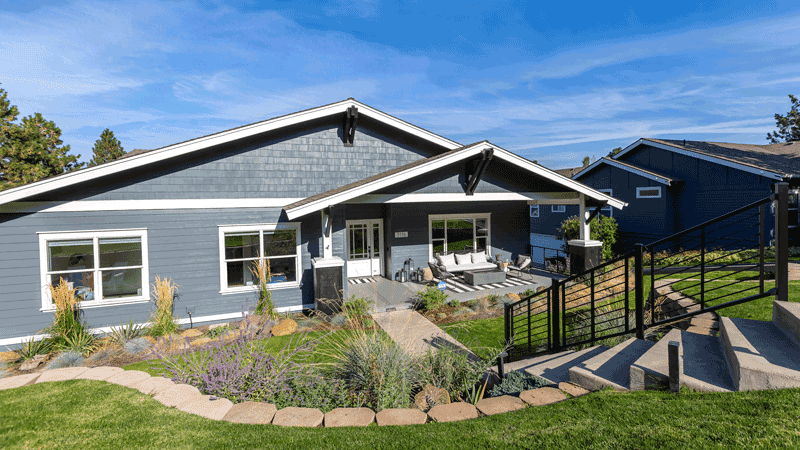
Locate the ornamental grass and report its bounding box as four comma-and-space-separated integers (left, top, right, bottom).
149, 276, 179, 337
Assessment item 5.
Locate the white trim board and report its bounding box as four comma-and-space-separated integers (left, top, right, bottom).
0, 99, 462, 207
0, 198, 305, 214
285, 141, 627, 219
572, 157, 674, 185
0, 305, 310, 347
614, 138, 785, 181
348, 192, 581, 204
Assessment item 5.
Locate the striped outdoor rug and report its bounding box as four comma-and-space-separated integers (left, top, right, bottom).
348, 277, 377, 285
433, 274, 535, 294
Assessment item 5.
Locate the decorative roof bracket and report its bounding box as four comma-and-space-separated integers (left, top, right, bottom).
343, 105, 359, 147
465, 148, 494, 195
586, 202, 608, 224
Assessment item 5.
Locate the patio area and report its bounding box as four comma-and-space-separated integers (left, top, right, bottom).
348, 270, 556, 312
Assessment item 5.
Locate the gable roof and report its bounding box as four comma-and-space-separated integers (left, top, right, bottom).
555, 167, 583, 178
615, 138, 799, 180
283, 141, 627, 220
572, 157, 680, 186
0, 99, 462, 206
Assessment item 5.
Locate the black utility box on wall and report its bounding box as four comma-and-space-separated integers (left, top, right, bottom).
312, 257, 345, 316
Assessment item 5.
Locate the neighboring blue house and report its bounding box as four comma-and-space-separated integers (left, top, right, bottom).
0, 99, 623, 346
531, 138, 800, 253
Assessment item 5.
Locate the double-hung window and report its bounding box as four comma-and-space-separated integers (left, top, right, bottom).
598, 189, 613, 217
551, 205, 566, 213
219, 223, 301, 293
39, 229, 149, 310
530, 205, 540, 218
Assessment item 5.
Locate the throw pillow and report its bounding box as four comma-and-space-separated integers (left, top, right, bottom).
440, 253, 457, 267
516, 255, 530, 266
455, 253, 472, 265
471, 252, 487, 264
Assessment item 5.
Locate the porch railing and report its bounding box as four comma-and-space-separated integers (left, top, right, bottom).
505, 183, 790, 361
529, 244, 570, 275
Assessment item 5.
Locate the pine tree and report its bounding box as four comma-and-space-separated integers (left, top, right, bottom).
88, 128, 125, 166
767, 95, 799, 143
582, 156, 591, 167
0, 112, 83, 190
0, 88, 18, 146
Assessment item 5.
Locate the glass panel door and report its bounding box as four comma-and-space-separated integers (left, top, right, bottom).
346, 220, 383, 277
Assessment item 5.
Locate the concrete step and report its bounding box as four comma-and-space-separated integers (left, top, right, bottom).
568, 338, 655, 391
500, 345, 609, 385
773, 301, 800, 348
720, 316, 800, 391
629, 329, 734, 392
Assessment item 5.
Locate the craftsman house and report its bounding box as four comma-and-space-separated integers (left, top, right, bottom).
531, 138, 800, 252
0, 99, 624, 346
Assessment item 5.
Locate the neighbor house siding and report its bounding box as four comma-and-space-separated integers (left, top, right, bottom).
0, 208, 320, 341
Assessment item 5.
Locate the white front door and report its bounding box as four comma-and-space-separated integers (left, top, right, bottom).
346, 219, 384, 278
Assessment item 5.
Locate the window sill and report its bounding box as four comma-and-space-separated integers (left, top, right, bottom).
40, 296, 151, 312
220, 282, 302, 295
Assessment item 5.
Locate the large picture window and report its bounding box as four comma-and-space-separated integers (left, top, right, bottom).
219, 223, 301, 293
39, 229, 149, 310
429, 214, 491, 260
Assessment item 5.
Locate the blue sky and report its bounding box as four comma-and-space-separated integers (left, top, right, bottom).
1, 1, 799, 169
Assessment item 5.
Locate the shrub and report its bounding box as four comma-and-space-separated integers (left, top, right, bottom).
327, 332, 416, 411
272, 370, 364, 412
416, 346, 501, 403
250, 260, 277, 320
149, 276, 179, 337
153, 327, 318, 403
19, 337, 52, 361
47, 350, 86, 369
205, 325, 231, 339
488, 370, 547, 397
55, 331, 95, 356
341, 295, 375, 319
109, 319, 144, 345
560, 213, 618, 260
415, 286, 449, 311
123, 337, 153, 355
447, 298, 459, 308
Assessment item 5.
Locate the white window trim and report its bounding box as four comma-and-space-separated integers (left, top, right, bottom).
636, 186, 662, 199
218, 223, 302, 295
530, 205, 540, 218
38, 229, 150, 312
428, 213, 491, 262
552, 205, 566, 213
598, 189, 613, 217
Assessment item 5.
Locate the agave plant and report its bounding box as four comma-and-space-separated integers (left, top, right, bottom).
18, 337, 52, 360
109, 319, 144, 344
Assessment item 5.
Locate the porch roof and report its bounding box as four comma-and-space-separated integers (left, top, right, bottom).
283, 141, 627, 219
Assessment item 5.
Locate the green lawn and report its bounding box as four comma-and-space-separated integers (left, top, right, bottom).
441, 316, 505, 356
2, 380, 800, 450
124, 330, 366, 376
671, 279, 800, 321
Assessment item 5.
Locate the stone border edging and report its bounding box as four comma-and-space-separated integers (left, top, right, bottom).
0, 367, 591, 427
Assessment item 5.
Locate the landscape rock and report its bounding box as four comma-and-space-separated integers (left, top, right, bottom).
414, 384, 451, 411
76, 366, 124, 381
375, 408, 428, 426
133, 376, 175, 395
0, 373, 41, 390
106, 370, 151, 388
475, 395, 527, 415
272, 407, 324, 427
427, 402, 479, 423
19, 354, 48, 371
422, 267, 434, 282
0, 351, 19, 364
272, 319, 297, 337
180, 329, 203, 339
153, 384, 203, 408
506, 293, 521, 302
519, 387, 567, 406
179, 397, 234, 420
324, 407, 375, 427
559, 382, 591, 397
36, 367, 88, 383
223, 402, 277, 424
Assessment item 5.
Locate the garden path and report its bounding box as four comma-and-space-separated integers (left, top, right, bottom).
371, 309, 478, 360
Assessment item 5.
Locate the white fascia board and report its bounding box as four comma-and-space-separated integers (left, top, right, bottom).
614, 138, 784, 181
284, 143, 489, 219
0, 99, 462, 207
491, 149, 627, 209
0, 198, 304, 214
349, 192, 581, 204
572, 158, 673, 186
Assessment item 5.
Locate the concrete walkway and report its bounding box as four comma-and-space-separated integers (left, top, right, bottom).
371, 309, 476, 359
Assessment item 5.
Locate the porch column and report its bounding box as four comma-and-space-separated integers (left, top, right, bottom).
568, 194, 602, 274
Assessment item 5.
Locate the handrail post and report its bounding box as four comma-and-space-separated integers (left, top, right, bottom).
590, 269, 596, 344
551, 278, 561, 352
635, 244, 645, 339
775, 182, 789, 302
700, 227, 705, 310
624, 255, 630, 333
504, 302, 511, 347
759, 204, 765, 294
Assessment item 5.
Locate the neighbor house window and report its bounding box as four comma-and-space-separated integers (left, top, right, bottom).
598, 189, 613, 217
552, 205, 566, 213
219, 223, 301, 293
530, 205, 540, 218
38, 229, 149, 310
636, 187, 661, 198
429, 214, 491, 260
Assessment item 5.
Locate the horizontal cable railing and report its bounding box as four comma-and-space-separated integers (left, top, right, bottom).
530, 244, 570, 275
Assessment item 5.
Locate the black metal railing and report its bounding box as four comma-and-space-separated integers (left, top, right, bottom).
504, 184, 790, 362
530, 244, 571, 274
